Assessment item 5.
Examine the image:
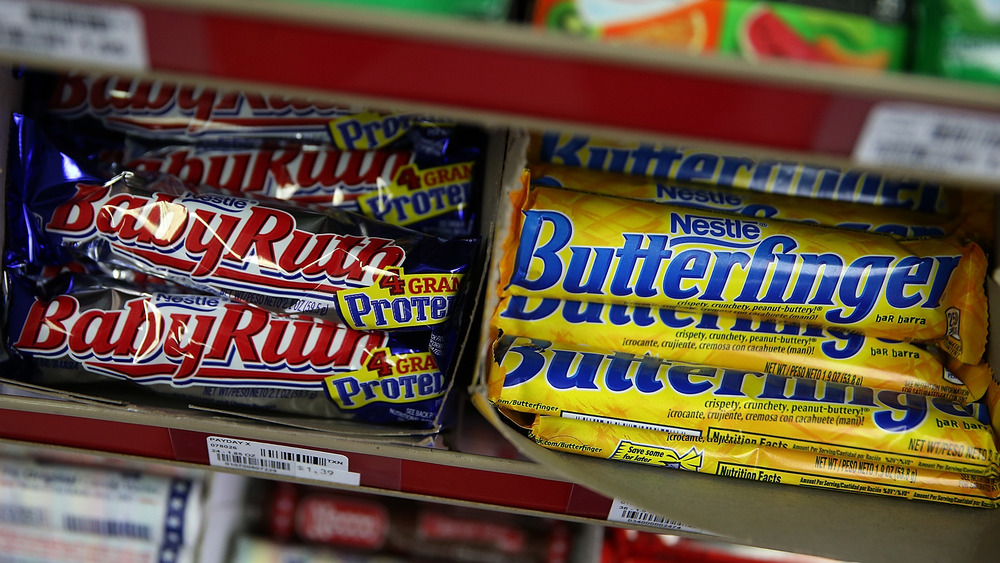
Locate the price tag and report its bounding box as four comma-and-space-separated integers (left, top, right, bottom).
206, 436, 361, 486
607, 498, 709, 534
0, 0, 148, 69
854, 103, 1000, 178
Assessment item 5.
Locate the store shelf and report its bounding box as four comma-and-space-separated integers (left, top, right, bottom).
0, 392, 616, 525
4, 3, 1000, 563
2, 0, 1000, 187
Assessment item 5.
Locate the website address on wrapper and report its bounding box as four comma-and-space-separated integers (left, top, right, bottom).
497, 398, 559, 412
534, 437, 601, 453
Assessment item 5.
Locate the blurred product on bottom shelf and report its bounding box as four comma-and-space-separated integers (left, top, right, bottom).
239, 480, 574, 562
601, 528, 842, 563
914, 0, 1000, 83
0, 454, 206, 563
531, 0, 908, 70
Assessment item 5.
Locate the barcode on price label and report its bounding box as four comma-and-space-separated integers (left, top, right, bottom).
854, 103, 1000, 179
608, 499, 710, 534
0, 0, 148, 69
206, 436, 361, 486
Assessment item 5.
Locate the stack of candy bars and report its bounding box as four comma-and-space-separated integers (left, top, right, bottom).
487, 131, 1000, 507
1, 72, 485, 428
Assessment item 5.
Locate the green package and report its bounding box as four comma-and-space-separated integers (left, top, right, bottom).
720, 0, 909, 70
286, 0, 511, 20
914, 0, 1000, 82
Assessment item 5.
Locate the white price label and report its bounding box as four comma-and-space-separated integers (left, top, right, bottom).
207, 436, 361, 486
854, 103, 1000, 178
0, 0, 148, 69
608, 499, 709, 534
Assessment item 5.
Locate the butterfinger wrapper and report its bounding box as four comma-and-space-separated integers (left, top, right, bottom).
489, 337, 1000, 477
499, 181, 989, 364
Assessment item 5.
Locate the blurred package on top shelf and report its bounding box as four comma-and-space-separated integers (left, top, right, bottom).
0, 70, 491, 435
0, 453, 207, 563
913, 0, 1000, 83
476, 128, 1000, 508
232, 480, 576, 562
282, 0, 514, 20
531, 0, 910, 70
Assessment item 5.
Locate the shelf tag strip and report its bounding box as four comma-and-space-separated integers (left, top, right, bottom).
608, 498, 710, 534
0, 0, 149, 70
854, 102, 1000, 179
206, 436, 361, 486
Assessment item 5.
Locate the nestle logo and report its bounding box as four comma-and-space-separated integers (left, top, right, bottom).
669, 212, 763, 240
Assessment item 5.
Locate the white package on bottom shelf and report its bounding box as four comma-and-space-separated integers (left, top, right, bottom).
0, 456, 204, 554
0, 524, 195, 563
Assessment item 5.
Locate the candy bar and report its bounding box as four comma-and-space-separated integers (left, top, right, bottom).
489, 337, 1000, 477
31, 72, 445, 149
499, 181, 988, 364
529, 162, 991, 242
493, 295, 986, 403
125, 142, 479, 239
529, 132, 957, 214
5, 271, 450, 425
8, 114, 477, 334
530, 415, 999, 508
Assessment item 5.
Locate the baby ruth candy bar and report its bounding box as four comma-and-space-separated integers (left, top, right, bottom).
499, 182, 988, 364
32, 71, 440, 149
8, 114, 476, 335
4, 271, 449, 426
489, 337, 1000, 478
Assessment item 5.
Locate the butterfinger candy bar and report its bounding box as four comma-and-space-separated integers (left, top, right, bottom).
8, 114, 476, 333
4, 271, 449, 426
493, 295, 984, 403
529, 132, 958, 214
530, 416, 1000, 508
529, 163, 986, 241
489, 337, 1000, 477
499, 182, 989, 364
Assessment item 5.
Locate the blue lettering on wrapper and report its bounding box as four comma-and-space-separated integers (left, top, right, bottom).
497, 340, 974, 434
508, 202, 964, 332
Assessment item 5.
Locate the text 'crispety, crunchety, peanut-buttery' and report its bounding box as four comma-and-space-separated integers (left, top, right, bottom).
493, 295, 988, 404
498, 181, 988, 364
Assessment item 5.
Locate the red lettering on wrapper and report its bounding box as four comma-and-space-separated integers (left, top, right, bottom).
46, 184, 407, 295
12, 295, 389, 385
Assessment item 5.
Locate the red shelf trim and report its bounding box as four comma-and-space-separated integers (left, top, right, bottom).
135, 4, 873, 155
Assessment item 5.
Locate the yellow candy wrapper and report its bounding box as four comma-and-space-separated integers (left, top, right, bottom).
489, 337, 1000, 477
499, 183, 989, 364
530, 415, 999, 508
493, 295, 986, 403
528, 163, 992, 244
528, 132, 961, 215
